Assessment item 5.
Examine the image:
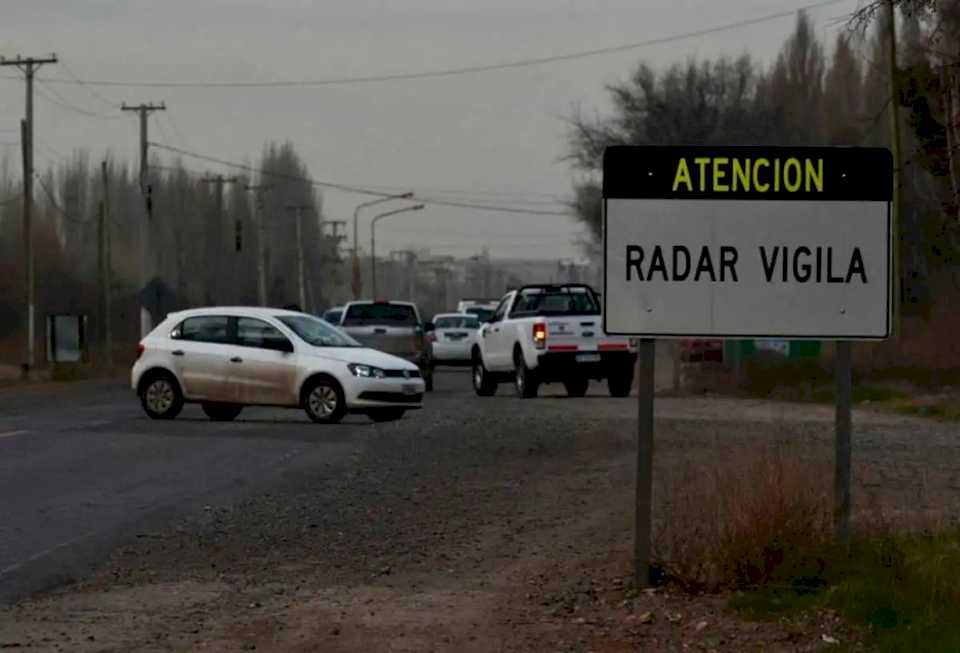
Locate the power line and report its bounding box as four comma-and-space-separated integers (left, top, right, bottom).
149, 141, 574, 216
35, 173, 88, 226
59, 60, 119, 109
34, 81, 122, 120
23, 0, 849, 90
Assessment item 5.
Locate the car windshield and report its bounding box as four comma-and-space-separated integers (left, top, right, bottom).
465, 307, 494, 323
510, 289, 600, 317
276, 314, 362, 347
435, 316, 480, 329
341, 303, 419, 327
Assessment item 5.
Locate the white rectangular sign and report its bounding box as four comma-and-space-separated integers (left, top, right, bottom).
602, 147, 893, 340
604, 199, 890, 338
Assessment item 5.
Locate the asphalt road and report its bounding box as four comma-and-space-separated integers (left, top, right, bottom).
0, 352, 675, 607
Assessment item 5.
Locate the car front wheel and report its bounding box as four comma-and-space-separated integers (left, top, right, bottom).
302, 377, 347, 424
140, 372, 184, 420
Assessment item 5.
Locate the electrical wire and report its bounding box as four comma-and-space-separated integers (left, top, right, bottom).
149, 141, 574, 216
23, 0, 849, 89
35, 173, 89, 226
59, 60, 120, 109
34, 81, 123, 120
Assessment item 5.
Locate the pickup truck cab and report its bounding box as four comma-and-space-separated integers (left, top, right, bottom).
338, 300, 435, 391
471, 284, 636, 398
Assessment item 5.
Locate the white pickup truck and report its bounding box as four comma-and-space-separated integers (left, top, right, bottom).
471, 284, 636, 398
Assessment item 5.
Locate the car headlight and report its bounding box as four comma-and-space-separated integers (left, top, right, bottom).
347, 363, 386, 379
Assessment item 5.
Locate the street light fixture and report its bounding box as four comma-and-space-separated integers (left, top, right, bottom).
352, 192, 414, 299
370, 204, 425, 298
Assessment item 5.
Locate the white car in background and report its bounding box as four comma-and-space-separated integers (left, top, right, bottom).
132, 307, 425, 424
429, 313, 481, 365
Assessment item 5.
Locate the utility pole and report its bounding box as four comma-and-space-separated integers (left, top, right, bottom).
1, 54, 57, 377
245, 183, 271, 306
201, 175, 239, 304
121, 101, 165, 335
886, 0, 903, 333
100, 160, 113, 369
392, 249, 418, 301
286, 204, 311, 311
319, 220, 346, 308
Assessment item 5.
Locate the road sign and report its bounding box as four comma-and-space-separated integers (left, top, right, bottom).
603, 146, 893, 339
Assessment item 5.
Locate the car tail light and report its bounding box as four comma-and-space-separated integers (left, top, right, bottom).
533, 322, 547, 349
135, 343, 145, 360
426, 332, 436, 343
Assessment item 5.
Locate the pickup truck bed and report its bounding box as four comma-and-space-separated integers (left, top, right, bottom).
471, 284, 636, 398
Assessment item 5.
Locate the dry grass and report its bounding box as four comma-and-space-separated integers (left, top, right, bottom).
654, 442, 832, 591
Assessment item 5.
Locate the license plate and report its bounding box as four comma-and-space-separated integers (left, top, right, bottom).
576, 353, 601, 363
402, 384, 418, 395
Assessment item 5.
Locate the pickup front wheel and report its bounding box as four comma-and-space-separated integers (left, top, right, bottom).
514, 352, 540, 399
472, 355, 498, 397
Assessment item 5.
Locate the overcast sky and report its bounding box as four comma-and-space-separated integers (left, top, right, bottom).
1, 0, 859, 261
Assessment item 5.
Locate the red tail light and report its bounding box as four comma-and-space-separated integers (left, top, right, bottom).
532, 322, 547, 349
426, 332, 436, 343
135, 343, 145, 360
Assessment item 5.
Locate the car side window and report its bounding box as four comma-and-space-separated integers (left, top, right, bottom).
172, 316, 230, 343
236, 317, 292, 351
493, 295, 512, 322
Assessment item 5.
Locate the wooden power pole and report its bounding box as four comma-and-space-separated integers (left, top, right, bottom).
245, 183, 271, 306
285, 204, 311, 311
0, 54, 58, 377
99, 160, 113, 369
201, 175, 239, 304
121, 102, 165, 335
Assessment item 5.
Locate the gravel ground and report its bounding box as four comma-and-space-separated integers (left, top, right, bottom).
1, 369, 957, 651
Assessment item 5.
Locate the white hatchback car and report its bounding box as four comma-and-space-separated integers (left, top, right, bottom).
429, 313, 480, 365
132, 307, 425, 423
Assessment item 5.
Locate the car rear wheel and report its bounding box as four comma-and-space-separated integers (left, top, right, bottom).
201, 402, 243, 421
564, 378, 589, 397
140, 372, 184, 420
514, 352, 539, 399
472, 355, 497, 396
369, 408, 405, 422
302, 377, 347, 424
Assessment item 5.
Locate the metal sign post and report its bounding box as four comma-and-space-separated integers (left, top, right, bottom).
603, 146, 893, 585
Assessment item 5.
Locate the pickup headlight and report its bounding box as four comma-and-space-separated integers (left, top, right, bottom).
347, 363, 386, 379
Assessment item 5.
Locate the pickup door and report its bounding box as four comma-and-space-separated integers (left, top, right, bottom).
339, 303, 424, 362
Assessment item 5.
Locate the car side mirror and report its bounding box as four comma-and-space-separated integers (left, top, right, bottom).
424, 322, 435, 333
276, 339, 294, 353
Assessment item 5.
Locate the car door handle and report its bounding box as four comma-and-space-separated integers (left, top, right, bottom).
230, 356, 243, 363
171, 350, 184, 356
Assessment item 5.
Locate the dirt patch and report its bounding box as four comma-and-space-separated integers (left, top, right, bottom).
1, 504, 845, 652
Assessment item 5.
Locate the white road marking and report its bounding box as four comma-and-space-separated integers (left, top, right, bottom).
0, 430, 27, 439
0, 530, 98, 577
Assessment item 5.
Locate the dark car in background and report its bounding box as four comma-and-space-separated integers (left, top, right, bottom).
338, 300, 435, 391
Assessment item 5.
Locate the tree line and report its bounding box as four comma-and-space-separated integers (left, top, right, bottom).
0, 142, 337, 363
568, 2, 960, 312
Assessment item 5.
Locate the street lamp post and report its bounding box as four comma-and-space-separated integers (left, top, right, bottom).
371, 204, 425, 298
352, 192, 413, 299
